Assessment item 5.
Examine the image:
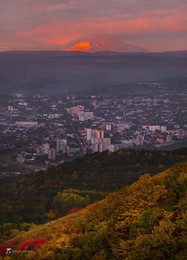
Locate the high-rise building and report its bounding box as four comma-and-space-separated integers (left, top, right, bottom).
56, 139, 67, 152
96, 130, 100, 138
103, 137, 110, 145
91, 137, 110, 145
100, 130, 104, 138
48, 149, 56, 160
86, 129, 92, 141
87, 129, 104, 140
91, 129, 98, 138
43, 143, 50, 154
78, 111, 94, 121
95, 143, 106, 153
56, 139, 61, 152
66, 105, 84, 116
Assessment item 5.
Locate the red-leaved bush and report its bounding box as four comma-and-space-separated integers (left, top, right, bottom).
65, 208, 81, 215
0, 237, 20, 255
18, 238, 46, 251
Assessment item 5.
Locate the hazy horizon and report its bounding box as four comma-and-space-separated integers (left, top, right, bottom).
1, 49, 187, 54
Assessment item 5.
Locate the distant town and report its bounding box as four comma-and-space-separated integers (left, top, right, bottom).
0, 81, 186, 176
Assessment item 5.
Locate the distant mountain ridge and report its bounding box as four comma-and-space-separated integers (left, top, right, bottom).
64, 36, 147, 53
2, 49, 187, 56
0, 50, 187, 94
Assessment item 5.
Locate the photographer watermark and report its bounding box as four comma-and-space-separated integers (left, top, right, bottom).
6, 248, 11, 254
6, 248, 33, 254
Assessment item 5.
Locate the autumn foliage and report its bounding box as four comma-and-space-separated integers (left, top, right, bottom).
0, 238, 19, 255
0, 160, 186, 260
65, 208, 82, 215
4, 162, 186, 260
0, 148, 186, 243
18, 238, 46, 251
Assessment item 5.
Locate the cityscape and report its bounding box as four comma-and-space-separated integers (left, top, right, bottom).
0, 80, 186, 176
0, 0, 187, 258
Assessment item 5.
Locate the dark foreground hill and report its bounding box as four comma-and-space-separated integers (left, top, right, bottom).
0, 148, 186, 244
1, 162, 186, 259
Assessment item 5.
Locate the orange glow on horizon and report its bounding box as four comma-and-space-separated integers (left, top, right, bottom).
65, 41, 91, 51
15, 8, 187, 52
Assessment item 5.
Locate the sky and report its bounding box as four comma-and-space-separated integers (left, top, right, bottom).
0, 0, 187, 52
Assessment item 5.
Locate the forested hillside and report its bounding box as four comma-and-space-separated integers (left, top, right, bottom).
0, 148, 186, 243
1, 162, 186, 259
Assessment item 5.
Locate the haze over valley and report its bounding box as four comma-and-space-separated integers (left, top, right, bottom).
0, 50, 187, 94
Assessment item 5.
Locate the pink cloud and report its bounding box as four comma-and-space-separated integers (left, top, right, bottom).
19, 8, 186, 47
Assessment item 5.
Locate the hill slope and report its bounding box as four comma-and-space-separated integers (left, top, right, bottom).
1, 162, 186, 259
0, 148, 186, 234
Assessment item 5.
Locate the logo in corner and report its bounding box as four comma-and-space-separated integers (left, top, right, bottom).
6, 248, 12, 254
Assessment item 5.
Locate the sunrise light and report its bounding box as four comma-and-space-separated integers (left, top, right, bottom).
65, 42, 91, 52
